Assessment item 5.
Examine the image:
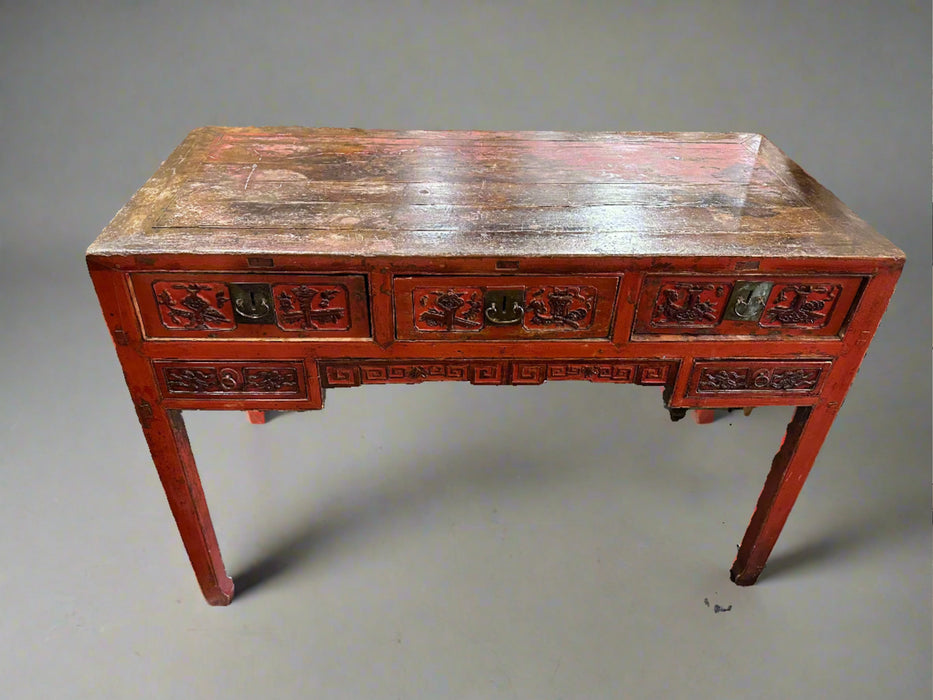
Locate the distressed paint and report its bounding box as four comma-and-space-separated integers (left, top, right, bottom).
87, 128, 905, 260
86, 128, 905, 605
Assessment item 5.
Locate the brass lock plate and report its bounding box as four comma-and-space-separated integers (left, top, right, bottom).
229, 283, 275, 324
724, 281, 774, 322
483, 288, 525, 325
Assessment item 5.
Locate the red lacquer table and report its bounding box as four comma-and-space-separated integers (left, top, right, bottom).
87, 128, 904, 605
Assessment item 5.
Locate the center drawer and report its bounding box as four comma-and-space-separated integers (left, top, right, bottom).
393, 275, 620, 340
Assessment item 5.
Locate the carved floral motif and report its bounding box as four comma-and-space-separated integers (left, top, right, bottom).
651, 282, 729, 327
153, 282, 235, 331
695, 364, 825, 393
753, 369, 820, 391
761, 284, 840, 328
273, 284, 349, 331
160, 364, 301, 395
697, 369, 746, 391
525, 286, 596, 329
414, 288, 484, 332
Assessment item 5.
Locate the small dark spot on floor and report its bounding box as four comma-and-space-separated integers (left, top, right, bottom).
714, 604, 733, 613
704, 598, 710, 607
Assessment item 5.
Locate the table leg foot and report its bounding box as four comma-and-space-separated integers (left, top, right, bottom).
668, 407, 688, 422
729, 561, 763, 586
139, 405, 235, 605
731, 403, 838, 585
203, 576, 235, 606
693, 408, 716, 424
246, 410, 267, 424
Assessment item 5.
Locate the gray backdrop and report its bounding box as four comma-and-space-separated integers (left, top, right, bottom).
1, 2, 930, 698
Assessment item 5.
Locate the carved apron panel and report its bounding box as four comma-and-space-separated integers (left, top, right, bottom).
154, 360, 307, 399
688, 360, 831, 397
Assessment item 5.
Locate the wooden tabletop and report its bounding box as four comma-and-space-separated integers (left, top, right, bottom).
88, 127, 904, 260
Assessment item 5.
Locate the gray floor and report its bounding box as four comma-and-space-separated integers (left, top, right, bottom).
1, 2, 930, 698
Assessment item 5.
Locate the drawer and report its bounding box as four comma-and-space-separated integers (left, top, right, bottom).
686, 360, 831, 398
130, 272, 370, 339
153, 360, 308, 400
632, 275, 863, 339
394, 275, 620, 340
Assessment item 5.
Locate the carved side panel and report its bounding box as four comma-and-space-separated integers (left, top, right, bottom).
760, 283, 841, 329
524, 285, 597, 330
272, 283, 350, 331
153, 281, 236, 331
154, 361, 306, 398
413, 288, 484, 332
688, 360, 831, 396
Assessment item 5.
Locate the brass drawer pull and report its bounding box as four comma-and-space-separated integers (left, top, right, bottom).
230, 283, 275, 323
484, 289, 525, 325
725, 281, 774, 322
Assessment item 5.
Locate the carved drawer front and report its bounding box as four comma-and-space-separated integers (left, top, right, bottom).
687, 360, 832, 398
633, 275, 863, 339
154, 360, 308, 400
131, 272, 370, 339
394, 275, 620, 340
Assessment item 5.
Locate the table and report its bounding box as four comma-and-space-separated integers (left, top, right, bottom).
86, 128, 904, 605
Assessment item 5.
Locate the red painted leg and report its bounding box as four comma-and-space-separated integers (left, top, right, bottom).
731, 403, 838, 585
140, 405, 234, 605
694, 408, 716, 424
246, 410, 266, 424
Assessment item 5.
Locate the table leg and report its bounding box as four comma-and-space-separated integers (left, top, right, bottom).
246, 410, 267, 424
731, 403, 838, 585
693, 408, 716, 424
140, 404, 234, 605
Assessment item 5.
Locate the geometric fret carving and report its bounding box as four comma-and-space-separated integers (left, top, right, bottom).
511, 361, 673, 385
322, 361, 506, 387
321, 360, 675, 389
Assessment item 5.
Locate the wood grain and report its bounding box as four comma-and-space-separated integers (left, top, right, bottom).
86, 128, 905, 604
87, 127, 905, 261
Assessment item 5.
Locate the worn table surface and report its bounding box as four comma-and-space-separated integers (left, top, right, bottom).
87, 127, 903, 260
